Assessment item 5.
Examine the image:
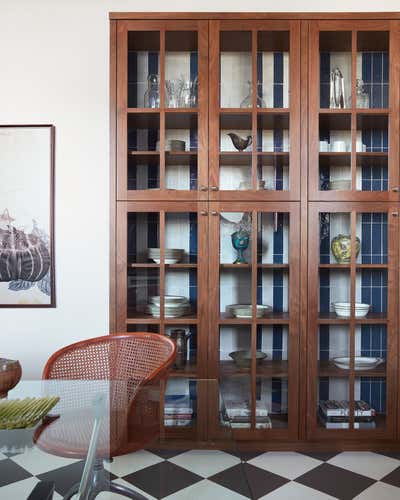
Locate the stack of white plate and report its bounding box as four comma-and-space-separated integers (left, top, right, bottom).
147, 295, 191, 318
329, 179, 351, 190
148, 248, 184, 264
226, 304, 272, 318
332, 356, 384, 371
333, 302, 370, 318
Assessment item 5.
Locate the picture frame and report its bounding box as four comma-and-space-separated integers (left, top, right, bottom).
0, 124, 55, 307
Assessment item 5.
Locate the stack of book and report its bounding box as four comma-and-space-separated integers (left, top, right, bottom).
319, 400, 376, 429
221, 399, 272, 429
164, 394, 193, 427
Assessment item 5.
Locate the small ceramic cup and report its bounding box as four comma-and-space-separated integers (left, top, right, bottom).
319, 140, 329, 152
331, 140, 347, 152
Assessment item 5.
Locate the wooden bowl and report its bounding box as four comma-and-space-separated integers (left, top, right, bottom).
0, 359, 22, 398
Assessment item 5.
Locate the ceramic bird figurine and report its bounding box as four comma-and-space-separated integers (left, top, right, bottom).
227, 133, 252, 151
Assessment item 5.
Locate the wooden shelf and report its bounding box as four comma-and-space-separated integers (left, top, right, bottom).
319, 108, 389, 115
128, 151, 159, 156
128, 263, 197, 269
319, 264, 388, 269
318, 313, 388, 324
220, 360, 288, 378
220, 264, 289, 269
126, 313, 198, 324
319, 360, 386, 378
169, 361, 197, 378
220, 107, 289, 114
219, 312, 290, 324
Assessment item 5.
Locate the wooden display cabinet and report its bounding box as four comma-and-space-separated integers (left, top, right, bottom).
110, 13, 400, 449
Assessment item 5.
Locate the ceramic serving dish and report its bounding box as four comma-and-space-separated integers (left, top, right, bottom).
226, 304, 272, 318
332, 356, 384, 371
229, 350, 268, 369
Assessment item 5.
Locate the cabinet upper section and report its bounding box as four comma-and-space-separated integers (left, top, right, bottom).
112, 18, 400, 202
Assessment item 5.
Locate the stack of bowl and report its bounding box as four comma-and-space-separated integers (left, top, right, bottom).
148, 248, 184, 264
147, 295, 191, 318
226, 304, 272, 318
333, 302, 370, 318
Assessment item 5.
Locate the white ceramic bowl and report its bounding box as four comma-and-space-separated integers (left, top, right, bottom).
333, 302, 370, 318
227, 304, 272, 318
150, 295, 188, 307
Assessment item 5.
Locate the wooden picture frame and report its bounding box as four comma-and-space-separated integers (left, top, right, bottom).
0, 124, 55, 307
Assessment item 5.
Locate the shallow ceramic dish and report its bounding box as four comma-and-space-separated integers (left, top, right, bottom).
229, 350, 267, 369
150, 296, 188, 307
332, 356, 384, 371
227, 304, 272, 318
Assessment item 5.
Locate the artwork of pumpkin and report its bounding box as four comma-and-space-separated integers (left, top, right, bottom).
0, 209, 50, 283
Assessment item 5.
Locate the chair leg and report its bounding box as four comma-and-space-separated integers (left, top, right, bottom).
63, 482, 80, 500
109, 481, 149, 500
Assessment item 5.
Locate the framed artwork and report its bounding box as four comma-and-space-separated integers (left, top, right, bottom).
0, 125, 55, 307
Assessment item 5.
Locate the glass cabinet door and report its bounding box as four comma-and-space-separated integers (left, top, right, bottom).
309, 21, 399, 200
116, 202, 208, 439
208, 202, 300, 439
209, 21, 300, 200
308, 203, 398, 438
117, 21, 208, 200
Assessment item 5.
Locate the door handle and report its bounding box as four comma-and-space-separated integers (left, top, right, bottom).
211, 211, 218, 216
199, 185, 208, 191
200, 210, 208, 216
210, 186, 219, 191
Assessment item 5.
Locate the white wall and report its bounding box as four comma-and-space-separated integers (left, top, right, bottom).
0, 0, 398, 378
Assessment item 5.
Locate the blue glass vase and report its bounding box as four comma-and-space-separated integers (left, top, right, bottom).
231, 230, 250, 264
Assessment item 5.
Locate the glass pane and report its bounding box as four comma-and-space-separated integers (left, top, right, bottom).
127, 324, 159, 333
165, 32, 198, 109
257, 213, 289, 264
319, 269, 351, 317
220, 114, 252, 152
356, 32, 389, 109
319, 114, 351, 191
257, 31, 290, 109
356, 115, 388, 192
318, 377, 350, 429
165, 212, 197, 264
220, 375, 254, 429
319, 325, 350, 368
128, 31, 160, 108
165, 378, 196, 428
319, 212, 352, 264
128, 212, 159, 264
355, 376, 386, 430
357, 212, 388, 264
258, 154, 289, 191
257, 114, 289, 152
220, 325, 252, 373
220, 154, 252, 191
258, 377, 288, 428
127, 114, 159, 152
166, 325, 197, 372
320, 31, 352, 109
128, 154, 159, 190
220, 31, 252, 108
127, 268, 159, 317
220, 212, 252, 265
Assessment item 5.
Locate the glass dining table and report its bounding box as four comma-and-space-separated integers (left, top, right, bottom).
0, 379, 255, 500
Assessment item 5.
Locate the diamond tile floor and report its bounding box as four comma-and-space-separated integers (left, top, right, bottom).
2, 449, 400, 499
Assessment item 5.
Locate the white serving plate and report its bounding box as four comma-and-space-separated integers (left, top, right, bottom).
332, 357, 384, 370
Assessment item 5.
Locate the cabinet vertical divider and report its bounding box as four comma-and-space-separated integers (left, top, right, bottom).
251, 210, 258, 430
159, 211, 165, 336
349, 211, 356, 428
351, 31, 357, 193
252, 30, 258, 191
159, 29, 166, 191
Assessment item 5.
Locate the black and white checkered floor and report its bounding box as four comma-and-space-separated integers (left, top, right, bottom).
2, 449, 400, 499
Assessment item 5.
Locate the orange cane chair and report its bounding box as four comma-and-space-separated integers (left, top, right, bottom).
34, 333, 176, 499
